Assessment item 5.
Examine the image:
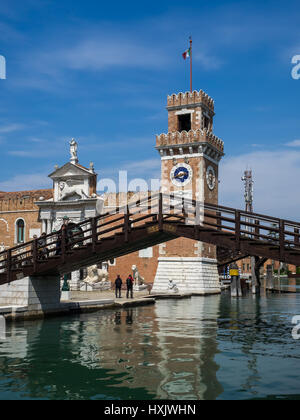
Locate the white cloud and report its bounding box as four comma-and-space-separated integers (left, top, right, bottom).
0, 123, 25, 134
0, 173, 51, 192
219, 148, 300, 220
286, 139, 300, 147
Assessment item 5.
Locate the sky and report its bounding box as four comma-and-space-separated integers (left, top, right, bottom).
0, 0, 299, 219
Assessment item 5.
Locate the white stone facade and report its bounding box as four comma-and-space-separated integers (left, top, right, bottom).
152, 257, 221, 295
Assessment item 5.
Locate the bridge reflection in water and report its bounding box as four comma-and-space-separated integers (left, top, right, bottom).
0, 293, 300, 400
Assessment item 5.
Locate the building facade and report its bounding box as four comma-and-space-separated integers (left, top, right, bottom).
2, 88, 268, 293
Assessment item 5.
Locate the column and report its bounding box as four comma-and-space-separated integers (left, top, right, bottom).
70, 270, 81, 291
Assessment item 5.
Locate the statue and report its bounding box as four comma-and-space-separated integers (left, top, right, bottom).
70, 139, 78, 164
81, 264, 111, 291
168, 279, 179, 294
132, 265, 145, 286
84, 264, 109, 285
132, 265, 148, 291
59, 180, 90, 201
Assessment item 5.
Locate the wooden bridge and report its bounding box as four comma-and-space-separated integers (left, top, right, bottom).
1, 193, 300, 285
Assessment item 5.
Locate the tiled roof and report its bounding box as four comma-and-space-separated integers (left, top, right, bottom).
0, 189, 53, 200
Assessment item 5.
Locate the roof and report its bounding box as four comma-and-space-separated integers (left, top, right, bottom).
0, 189, 53, 200
48, 162, 95, 178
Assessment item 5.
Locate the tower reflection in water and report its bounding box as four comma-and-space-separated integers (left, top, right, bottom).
74, 296, 223, 400
0, 297, 223, 400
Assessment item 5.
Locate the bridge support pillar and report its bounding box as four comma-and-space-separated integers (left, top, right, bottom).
0, 275, 61, 315
152, 257, 221, 295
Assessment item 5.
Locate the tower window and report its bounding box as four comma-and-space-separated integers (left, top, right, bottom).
204, 116, 210, 130
16, 219, 25, 244
178, 114, 191, 132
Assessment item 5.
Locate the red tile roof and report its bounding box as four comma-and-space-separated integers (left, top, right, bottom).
0, 189, 53, 200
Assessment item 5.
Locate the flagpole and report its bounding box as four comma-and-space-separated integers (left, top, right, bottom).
190, 36, 193, 93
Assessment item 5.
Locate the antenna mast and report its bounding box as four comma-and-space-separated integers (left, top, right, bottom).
241, 169, 254, 213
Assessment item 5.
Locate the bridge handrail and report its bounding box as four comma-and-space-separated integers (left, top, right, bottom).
1, 192, 300, 284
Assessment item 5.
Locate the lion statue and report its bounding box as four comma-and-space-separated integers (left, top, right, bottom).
59, 180, 90, 201
84, 264, 109, 285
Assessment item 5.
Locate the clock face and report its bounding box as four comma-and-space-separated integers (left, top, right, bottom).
206, 165, 216, 190
170, 163, 193, 187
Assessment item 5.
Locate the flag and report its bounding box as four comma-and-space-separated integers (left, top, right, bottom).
182, 48, 191, 60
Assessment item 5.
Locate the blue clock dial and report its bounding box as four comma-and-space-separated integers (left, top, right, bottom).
174, 167, 189, 183
170, 163, 193, 187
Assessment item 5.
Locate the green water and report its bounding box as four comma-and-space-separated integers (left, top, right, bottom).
0, 293, 300, 400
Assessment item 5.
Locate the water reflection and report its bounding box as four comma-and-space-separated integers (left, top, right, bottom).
0, 293, 299, 400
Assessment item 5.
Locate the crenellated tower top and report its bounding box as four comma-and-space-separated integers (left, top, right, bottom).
157, 89, 224, 163
167, 89, 215, 112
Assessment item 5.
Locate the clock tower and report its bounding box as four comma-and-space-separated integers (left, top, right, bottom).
152, 89, 224, 294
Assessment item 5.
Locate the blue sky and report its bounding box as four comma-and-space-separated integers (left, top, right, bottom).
0, 0, 300, 218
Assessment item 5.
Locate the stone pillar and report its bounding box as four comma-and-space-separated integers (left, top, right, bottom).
42, 220, 47, 234
0, 275, 61, 314
70, 270, 81, 291
152, 257, 221, 295
47, 220, 52, 235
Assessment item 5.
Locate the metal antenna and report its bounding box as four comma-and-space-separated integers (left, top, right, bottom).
241, 169, 254, 213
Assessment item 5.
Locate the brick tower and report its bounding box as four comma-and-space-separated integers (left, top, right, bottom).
152, 90, 224, 294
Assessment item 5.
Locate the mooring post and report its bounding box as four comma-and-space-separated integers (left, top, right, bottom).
251, 256, 257, 294
266, 264, 274, 291
251, 256, 262, 295
0, 315, 6, 340
230, 263, 241, 297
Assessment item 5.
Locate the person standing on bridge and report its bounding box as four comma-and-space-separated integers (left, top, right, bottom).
115, 275, 123, 298
126, 274, 134, 299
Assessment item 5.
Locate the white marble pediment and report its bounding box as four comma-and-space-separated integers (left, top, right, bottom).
49, 162, 91, 179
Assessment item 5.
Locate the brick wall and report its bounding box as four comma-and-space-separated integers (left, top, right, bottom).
0, 189, 52, 248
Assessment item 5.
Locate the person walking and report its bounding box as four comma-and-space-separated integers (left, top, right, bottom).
126, 274, 134, 299
115, 275, 123, 298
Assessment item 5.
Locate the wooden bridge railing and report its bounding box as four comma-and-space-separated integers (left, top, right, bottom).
0, 193, 300, 283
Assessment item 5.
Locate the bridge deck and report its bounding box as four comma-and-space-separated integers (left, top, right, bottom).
0, 193, 300, 285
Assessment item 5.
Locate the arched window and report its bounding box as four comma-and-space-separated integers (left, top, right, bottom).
16, 219, 25, 244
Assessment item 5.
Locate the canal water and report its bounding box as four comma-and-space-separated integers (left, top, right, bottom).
0, 292, 299, 400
